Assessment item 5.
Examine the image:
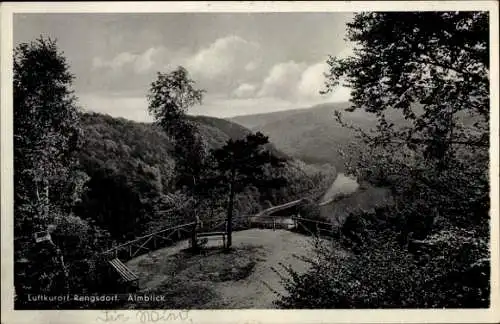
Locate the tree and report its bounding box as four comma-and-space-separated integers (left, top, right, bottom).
324, 11, 489, 230
147, 66, 207, 191
200, 132, 287, 248
277, 12, 490, 308
325, 12, 488, 165
13, 37, 96, 302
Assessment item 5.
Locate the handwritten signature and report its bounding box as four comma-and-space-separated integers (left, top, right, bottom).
96, 310, 191, 323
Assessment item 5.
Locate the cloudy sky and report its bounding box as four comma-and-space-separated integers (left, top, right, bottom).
14, 13, 354, 121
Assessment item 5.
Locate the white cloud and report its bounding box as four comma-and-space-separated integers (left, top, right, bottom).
232, 83, 257, 98
257, 61, 306, 99
257, 60, 351, 104
92, 47, 168, 74
85, 38, 354, 121
185, 35, 260, 80
336, 43, 356, 59
92, 52, 136, 70
297, 62, 329, 100
133, 47, 159, 73
244, 61, 258, 72
326, 84, 352, 102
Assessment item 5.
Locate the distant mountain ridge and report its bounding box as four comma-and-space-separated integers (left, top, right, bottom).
229, 105, 333, 129
229, 102, 381, 170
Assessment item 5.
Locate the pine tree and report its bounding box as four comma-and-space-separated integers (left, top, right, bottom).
201, 132, 287, 247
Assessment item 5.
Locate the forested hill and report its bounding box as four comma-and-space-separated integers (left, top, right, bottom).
75, 112, 319, 241
189, 115, 287, 158
229, 102, 478, 170
79, 112, 285, 187
76, 112, 265, 240
229, 102, 380, 169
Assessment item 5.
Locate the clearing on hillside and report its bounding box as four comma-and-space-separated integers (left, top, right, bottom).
125, 229, 346, 308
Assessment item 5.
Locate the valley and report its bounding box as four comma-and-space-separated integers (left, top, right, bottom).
229, 102, 376, 170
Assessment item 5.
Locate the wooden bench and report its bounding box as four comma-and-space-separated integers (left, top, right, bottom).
108, 258, 139, 290
196, 231, 227, 247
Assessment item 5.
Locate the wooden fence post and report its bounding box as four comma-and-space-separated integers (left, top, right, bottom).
191, 223, 197, 249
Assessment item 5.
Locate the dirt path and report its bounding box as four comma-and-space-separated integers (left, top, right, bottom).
214, 229, 314, 308
126, 229, 319, 308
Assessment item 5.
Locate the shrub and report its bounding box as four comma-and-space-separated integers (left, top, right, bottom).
275, 209, 490, 309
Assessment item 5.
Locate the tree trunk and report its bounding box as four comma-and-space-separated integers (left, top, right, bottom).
226, 165, 236, 248
43, 180, 70, 293
226, 181, 235, 248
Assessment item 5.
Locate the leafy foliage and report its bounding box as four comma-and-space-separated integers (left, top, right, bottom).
231, 103, 375, 172
75, 111, 320, 243
278, 11, 490, 308
326, 12, 489, 164
13, 37, 110, 306
276, 214, 489, 308
147, 66, 208, 190
14, 37, 82, 231
12, 37, 344, 309
76, 113, 177, 239
269, 159, 337, 205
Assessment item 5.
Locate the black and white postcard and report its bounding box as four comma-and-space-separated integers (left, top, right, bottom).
1, 1, 499, 324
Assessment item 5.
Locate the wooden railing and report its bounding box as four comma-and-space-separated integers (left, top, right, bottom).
291, 216, 338, 237
100, 197, 340, 262
257, 198, 304, 217
101, 222, 196, 262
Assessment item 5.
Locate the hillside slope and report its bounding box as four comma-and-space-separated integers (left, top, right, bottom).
79, 113, 254, 193
229, 106, 327, 129
230, 103, 380, 169
229, 102, 434, 170
77, 112, 271, 239
191, 115, 287, 159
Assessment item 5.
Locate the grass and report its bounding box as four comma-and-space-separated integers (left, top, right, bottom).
122, 244, 266, 309
179, 246, 261, 283
124, 229, 317, 308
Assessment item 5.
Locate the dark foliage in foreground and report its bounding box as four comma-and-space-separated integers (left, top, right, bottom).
13, 37, 114, 306
276, 11, 490, 308
275, 211, 489, 308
